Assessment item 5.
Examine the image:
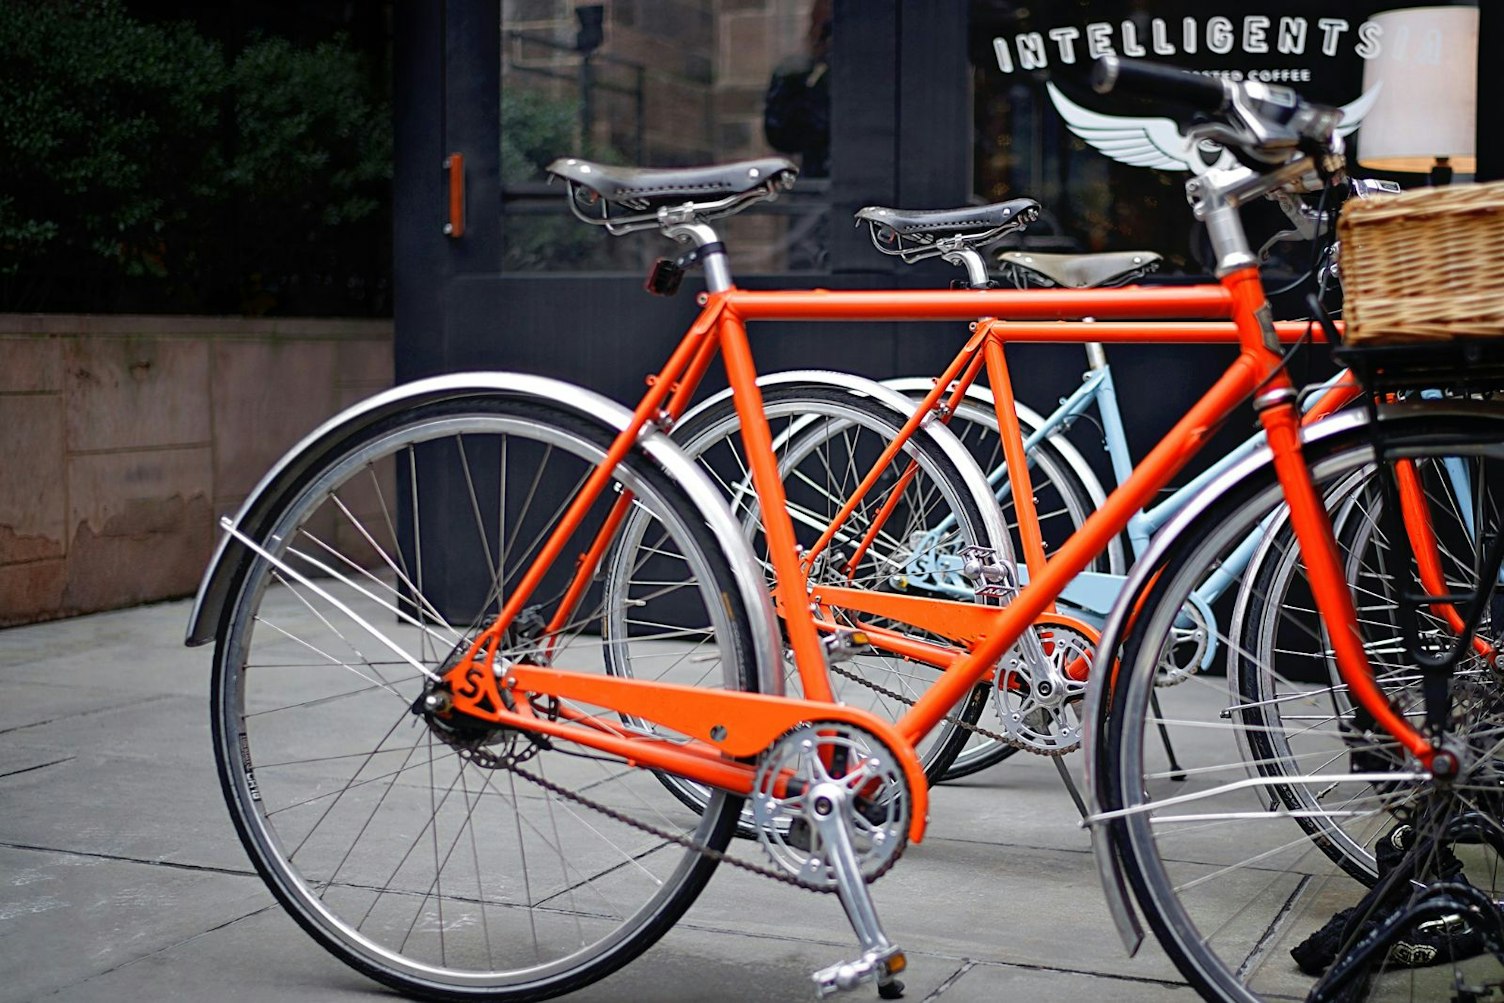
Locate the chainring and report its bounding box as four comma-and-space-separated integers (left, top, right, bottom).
1153, 599, 1211, 687
750, 722, 910, 889
995, 618, 1096, 755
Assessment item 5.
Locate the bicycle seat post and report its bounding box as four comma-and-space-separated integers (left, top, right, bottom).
939, 244, 990, 289
659, 214, 733, 293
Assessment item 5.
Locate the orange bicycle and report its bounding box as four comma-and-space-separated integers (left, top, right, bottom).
187, 57, 1504, 1001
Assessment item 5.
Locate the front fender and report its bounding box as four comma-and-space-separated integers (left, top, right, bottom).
183, 373, 785, 699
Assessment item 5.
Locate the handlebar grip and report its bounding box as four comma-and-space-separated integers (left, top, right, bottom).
1090, 55, 1227, 112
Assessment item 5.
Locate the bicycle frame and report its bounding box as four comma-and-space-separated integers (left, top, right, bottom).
874, 329, 1368, 679
910, 350, 1350, 568
884, 323, 1494, 671
894, 333, 1356, 606
439, 271, 1442, 814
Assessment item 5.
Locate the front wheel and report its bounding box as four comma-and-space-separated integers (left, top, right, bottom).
211, 395, 759, 1001
1101, 410, 1504, 1001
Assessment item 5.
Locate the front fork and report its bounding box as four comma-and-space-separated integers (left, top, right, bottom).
1256, 385, 1440, 769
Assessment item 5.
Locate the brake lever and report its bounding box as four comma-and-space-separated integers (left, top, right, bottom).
1350, 177, 1402, 200
1258, 190, 1331, 260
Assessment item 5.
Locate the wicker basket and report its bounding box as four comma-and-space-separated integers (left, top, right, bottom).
1338, 181, 1504, 344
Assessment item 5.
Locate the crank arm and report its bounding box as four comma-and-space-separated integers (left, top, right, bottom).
807, 778, 908, 999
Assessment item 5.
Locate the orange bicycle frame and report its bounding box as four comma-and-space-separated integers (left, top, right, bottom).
441, 272, 1439, 808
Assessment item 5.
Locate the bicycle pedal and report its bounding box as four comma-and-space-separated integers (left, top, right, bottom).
823, 628, 873, 663
812, 946, 906, 998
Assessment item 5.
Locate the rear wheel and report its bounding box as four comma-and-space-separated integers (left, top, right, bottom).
212, 395, 759, 1001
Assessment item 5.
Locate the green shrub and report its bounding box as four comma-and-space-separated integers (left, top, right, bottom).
0, 0, 224, 303
0, 1, 391, 314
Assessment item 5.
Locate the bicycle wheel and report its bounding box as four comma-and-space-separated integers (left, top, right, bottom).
1231, 464, 1427, 886
1101, 411, 1504, 1001
903, 389, 1120, 779
634, 380, 1003, 785
884, 385, 1121, 574
211, 395, 760, 1001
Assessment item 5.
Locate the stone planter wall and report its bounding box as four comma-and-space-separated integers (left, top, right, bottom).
0, 315, 392, 626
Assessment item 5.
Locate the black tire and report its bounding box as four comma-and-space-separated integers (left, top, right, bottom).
1101, 411, 1504, 1001
211, 395, 759, 1001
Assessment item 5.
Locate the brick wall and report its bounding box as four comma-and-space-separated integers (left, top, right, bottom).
0, 315, 393, 626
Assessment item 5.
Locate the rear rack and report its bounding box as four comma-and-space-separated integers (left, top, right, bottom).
1331, 339, 1504, 395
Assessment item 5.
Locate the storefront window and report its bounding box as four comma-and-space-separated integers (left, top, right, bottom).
969, 1, 1470, 275
500, 0, 830, 273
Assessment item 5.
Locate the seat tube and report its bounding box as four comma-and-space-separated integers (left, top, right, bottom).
1241, 369, 1436, 769
663, 221, 836, 695
716, 300, 835, 701
662, 220, 733, 293
984, 333, 1048, 580
1087, 347, 1151, 556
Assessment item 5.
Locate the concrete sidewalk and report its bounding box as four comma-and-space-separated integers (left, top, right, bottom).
0, 600, 1193, 1002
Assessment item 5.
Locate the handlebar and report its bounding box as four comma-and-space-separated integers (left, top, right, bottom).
1090, 54, 1227, 113
1088, 55, 1344, 178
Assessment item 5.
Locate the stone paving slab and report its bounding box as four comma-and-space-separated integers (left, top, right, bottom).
0, 600, 1194, 1001
0, 846, 270, 1003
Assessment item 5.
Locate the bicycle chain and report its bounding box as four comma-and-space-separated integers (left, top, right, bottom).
501, 758, 903, 891
827, 659, 1074, 759
494, 646, 1064, 893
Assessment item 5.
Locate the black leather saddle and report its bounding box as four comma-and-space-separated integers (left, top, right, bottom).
997, 250, 1162, 288
855, 200, 1040, 247
547, 157, 798, 208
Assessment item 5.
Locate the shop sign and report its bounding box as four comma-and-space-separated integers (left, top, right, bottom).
993, 16, 1382, 77
990, 13, 1456, 175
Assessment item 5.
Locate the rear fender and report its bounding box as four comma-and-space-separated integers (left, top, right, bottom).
184, 373, 785, 698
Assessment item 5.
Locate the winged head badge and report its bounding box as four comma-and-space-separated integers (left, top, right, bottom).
1045, 81, 1380, 175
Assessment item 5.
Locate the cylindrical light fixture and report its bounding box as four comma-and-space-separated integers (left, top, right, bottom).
1358, 5, 1478, 180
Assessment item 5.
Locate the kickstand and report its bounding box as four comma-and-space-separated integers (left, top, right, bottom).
1054, 755, 1088, 820
1150, 691, 1187, 781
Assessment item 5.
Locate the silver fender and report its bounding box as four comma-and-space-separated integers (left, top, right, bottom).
881, 375, 1110, 512
677, 370, 1011, 560
1081, 400, 1504, 955
184, 372, 785, 698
